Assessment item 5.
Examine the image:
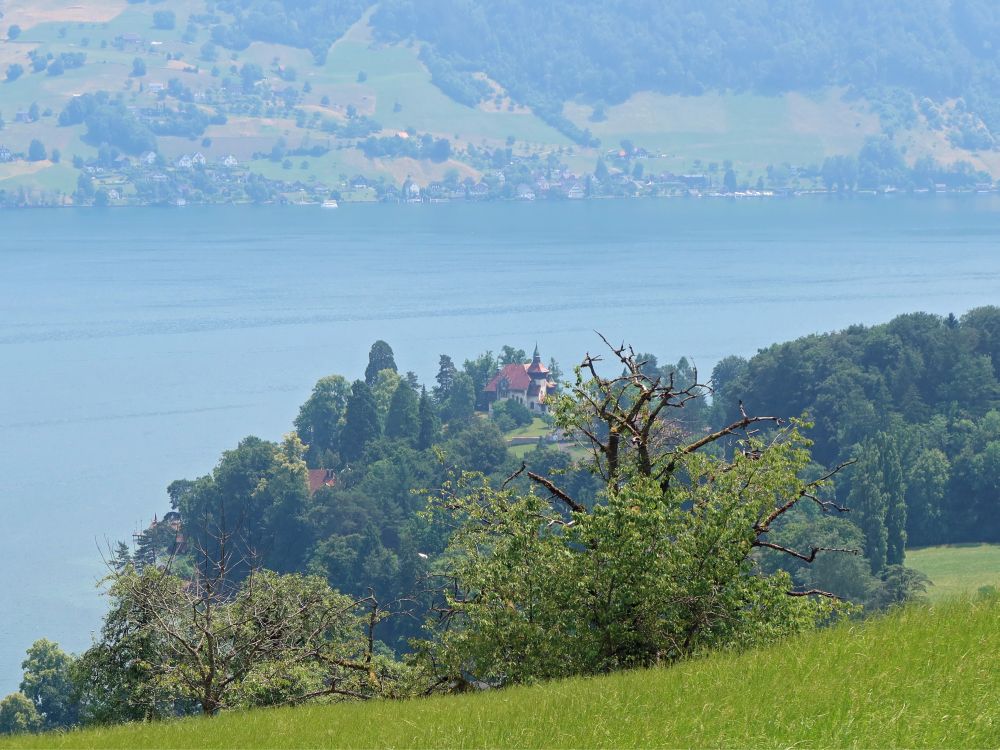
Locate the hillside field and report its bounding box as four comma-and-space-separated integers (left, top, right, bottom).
907, 544, 1000, 602
4, 597, 997, 749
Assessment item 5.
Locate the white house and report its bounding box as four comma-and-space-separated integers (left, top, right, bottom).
484, 346, 557, 413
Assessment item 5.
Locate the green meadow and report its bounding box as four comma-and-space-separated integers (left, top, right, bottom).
4, 596, 996, 749
908, 543, 1000, 601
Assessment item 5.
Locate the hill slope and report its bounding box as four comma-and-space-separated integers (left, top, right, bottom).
5, 597, 998, 749
1, 0, 999, 203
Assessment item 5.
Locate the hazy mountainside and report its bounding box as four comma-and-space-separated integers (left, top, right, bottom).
373, 0, 1000, 139
1, 0, 999, 203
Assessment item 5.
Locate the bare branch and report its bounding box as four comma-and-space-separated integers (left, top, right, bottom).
526, 470, 586, 513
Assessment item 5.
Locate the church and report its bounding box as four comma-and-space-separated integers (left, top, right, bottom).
483, 346, 557, 413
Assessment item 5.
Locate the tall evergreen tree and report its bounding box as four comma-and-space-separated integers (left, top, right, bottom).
385, 380, 419, 442
364, 340, 397, 385
434, 354, 458, 402
848, 445, 889, 574
879, 434, 907, 566
339, 380, 381, 463
417, 387, 440, 449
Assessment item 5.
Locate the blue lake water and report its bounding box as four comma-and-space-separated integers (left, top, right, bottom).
1, 196, 999, 691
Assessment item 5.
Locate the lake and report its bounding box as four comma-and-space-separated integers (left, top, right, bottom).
2, 195, 999, 691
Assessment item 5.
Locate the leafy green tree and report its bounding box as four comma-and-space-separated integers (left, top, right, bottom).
5, 63, 23, 82
365, 340, 397, 384
77, 564, 393, 717
424, 344, 848, 686
417, 387, 440, 449
7, 25, 21, 40
443, 372, 476, 424
463, 351, 498, 410
19, 640, 79, 729
176, 435, 310, 575
385, 380, 419, 442
444, 419, 508, 475
371, 368, 403, 426
28, 139, 46, 162
340, 380, 381, 463
294, 374, 350, 466
498, 345, 527, 366
131, 57, 147, 77
152, 10, 176, 30
905, 448, 949, 547
0, 693, 41, 735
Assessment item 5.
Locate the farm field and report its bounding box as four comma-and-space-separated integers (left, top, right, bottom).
5, 597, 997, 749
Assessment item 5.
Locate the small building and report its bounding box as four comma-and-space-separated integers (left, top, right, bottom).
469, 181, 490, 199
0, 146, 13, 163
564, 181, 585, 199
221, 154, 238, 168
176, 154, 193, 169
516, 183, 536, 201
191, 152, 207, 166
140, 151, 158, 166
308, 469, 337, 495
484, 346, 557, 413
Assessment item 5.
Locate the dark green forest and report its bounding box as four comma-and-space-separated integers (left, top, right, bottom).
195, 1, 1000, 146
371, 0, 1000, 141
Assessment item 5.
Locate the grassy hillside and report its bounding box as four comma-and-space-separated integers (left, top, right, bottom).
5, 597, 997, 749
908, 544, 1000, 601
1, 0, 998, 200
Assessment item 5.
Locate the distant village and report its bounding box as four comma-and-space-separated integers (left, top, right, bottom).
1, 138, 997, 208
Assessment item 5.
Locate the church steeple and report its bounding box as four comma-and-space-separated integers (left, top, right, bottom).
527, 344, 548, 377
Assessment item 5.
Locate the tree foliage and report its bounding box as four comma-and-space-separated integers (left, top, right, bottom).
421, 341, 850, 686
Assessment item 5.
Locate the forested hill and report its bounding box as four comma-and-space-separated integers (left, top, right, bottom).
371, 0, 1000, 139
712, 307, 1000, 552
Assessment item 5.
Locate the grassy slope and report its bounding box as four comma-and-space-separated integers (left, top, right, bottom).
908, 544, 1000, 602
6, 598, 997, 749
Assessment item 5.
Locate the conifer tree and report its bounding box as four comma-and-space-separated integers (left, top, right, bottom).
434, 355, 458, 402
879, 434, 907, 566
339, 380, 380, 463
385, 380, 419, 442
417, 387, 440, 449
364, 340, 397, 385
848, 445, 888, 574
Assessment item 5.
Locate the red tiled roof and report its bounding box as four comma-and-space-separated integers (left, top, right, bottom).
484, 363, 532, 392
527, 359, 549, 375
308, 469, 337, 494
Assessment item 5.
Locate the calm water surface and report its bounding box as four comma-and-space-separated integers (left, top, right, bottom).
2, 196, 999, 690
